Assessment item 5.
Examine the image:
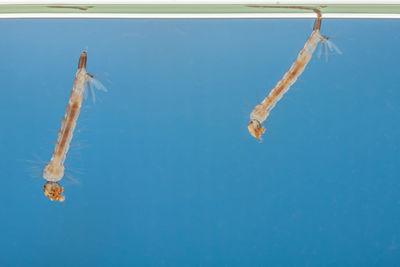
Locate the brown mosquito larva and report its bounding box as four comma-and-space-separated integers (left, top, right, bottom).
42, 51, 107, 201
248, 6, 341, 140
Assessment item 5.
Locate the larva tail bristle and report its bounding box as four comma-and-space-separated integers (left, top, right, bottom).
318, 36, 342, 62
86, 74, 108, 103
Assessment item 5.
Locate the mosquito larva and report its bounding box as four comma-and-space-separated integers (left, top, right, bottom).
247, 6, 341, 140
43, 51, 107, 202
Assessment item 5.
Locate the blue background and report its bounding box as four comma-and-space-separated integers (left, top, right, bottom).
1, 18, 400, 266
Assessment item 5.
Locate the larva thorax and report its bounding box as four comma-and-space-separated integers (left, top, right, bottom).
43, 161, 64, 182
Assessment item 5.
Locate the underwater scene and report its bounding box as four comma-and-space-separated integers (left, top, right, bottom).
1, 17, 400, 265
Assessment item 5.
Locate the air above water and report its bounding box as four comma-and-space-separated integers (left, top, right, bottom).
0, 18, 399, 266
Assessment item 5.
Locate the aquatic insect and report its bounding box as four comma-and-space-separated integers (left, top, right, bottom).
247, 6, 341, 140
43, 51, 107, 202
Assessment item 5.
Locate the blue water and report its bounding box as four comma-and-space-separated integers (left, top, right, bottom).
1, 19, 400, 266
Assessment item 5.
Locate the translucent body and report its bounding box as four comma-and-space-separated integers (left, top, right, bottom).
248, 8, 339, 140
43, 51, 106, 201
43, 52, 89, 182
248, 30, 323, 140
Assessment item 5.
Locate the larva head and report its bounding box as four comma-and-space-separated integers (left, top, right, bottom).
43, 182, 65, 202
248, 119, 266, 140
